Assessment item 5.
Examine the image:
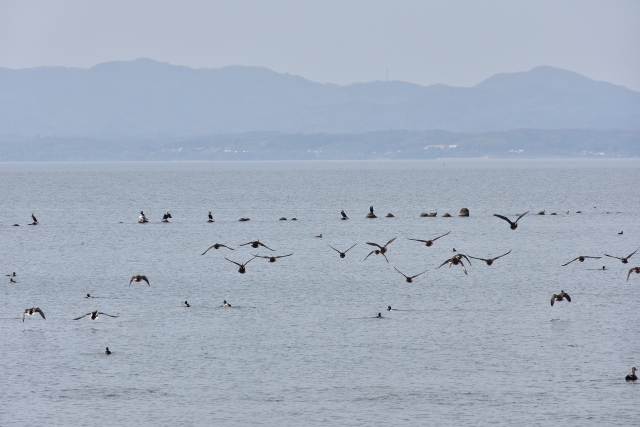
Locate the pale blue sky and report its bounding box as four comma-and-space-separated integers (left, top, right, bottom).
1, 0, 638, 90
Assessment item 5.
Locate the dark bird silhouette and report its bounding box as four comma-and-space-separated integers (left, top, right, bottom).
550, 290, 571, 306
376, 313, 383, 318
366, 206, 377, 218
74, 310, 118, 320
208, 211, 214, 222
366, 237, 396, 255
387, 306, 395, 311
201, 243, 234, 255
129, 275, 150, 286
86, 294, 94, 298
254, 253, 293, 263
493, 211, 529, 230
105, 347, 112, 355
407, 231, 451, 247
341, 210, 348, 220
328, 243, 357, 258
618, 231, 623, 235
225, 256, 256, 274
468, 250, 512, 266
161, 212, 172, 222
6, 272, 16, 277
605, 247, 639, 264
626, 367, 637, 381
239, 240, 274, 251
9, 278, 17, 283
22, 307, 45, 322
562, 256, 601, 266
394, 267, 428, 283
364, 249, 389, 263
627, 267, 640, 282
31, 213, 38, 224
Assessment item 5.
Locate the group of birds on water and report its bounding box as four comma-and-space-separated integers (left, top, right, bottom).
9, 206, 639, 380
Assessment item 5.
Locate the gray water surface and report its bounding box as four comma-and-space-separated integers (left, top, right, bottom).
1, 160, 639, 426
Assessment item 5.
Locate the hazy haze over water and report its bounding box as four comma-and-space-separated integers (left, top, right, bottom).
1, 160, 639, 426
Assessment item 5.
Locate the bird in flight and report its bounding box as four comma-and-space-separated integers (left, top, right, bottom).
394, 267, 428, 283
364, 249, 389, 263
437, 254, 471, 275
328, 243, 357, 258
201, 243, 234, 255
254, 253, 293, 263
407, 231, 451, 247
239, 240, 274, 251
129, 275, 150, 286
550, 291, 571, 306
605, 247, 639, 264
366, 237, 396, 255
468, 250, 512, 266
493, 212, 529, 230
225, 256, 256, 274
562, 256, 601, 266
74, 310, 119, 320
627, 266, 640, 282
22, 307, 45, 322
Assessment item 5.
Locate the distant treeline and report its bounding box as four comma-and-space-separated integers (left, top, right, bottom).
0, 129, 638, 161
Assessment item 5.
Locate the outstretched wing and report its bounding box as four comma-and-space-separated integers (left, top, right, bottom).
468, 255, 488, 262
364, 250, 376, 260
627, 268, 637, 282
219, 244, 234, 250
515, 211, 529, 223
129, 276, 135, 285
437, 259, 451, 269
366, 242, 383, 250
225, 258, 241, 267
458, 254, 472, 265
22, 311, 26, 322
459, 262, 467, 275
73, 313, 90, 320
493, 214, 513, 225
562, 257, 579, 266
493, 250, 512, 260
393, 267, 407, 278
239, 242, 253, 247
604, 254, 621, 260
244, 256, 257, 265
563, 293, 571, 302
550, 295, 556, 306
432, 231, 451, 241
201, 245, 217, 255
35, 308, 46, 319
140, 276, 150, 286
627, 247, 640, 259
410, 270, 428, 279
385, 237, 397, 247
381, 252, 389, 263
328, 244, 341, 254
344, 243, 357, 253
257, 242, 275, 251
99, 312, 119, 318
407, 238, 429, 243
275, 253, 293, 259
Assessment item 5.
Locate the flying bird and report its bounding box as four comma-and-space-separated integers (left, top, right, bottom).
254, 253, 293, 263
225, 256, 256, 274
22, 307, 45, 322
364, 249, 389, 263
407, 231, 451, 247
605, 247, 639, 264
74, 310, 119, 320
328, 243, 357, 258
627, 267, 640, 282
366, 237, 396, 255
239, 240, 274, 251
562, 256, 601, 266
493, 212, 529, 230
129, 275, 150, 286
550, 290, 571, 306
394, 267, 428, 283
468, 250, 512, 266
437, 254, 471, 275
201, 243, 234, 255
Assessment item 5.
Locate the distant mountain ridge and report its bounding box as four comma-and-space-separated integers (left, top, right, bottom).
0, 59, 639, 136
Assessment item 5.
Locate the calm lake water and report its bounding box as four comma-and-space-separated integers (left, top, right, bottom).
1, 160, 639, 426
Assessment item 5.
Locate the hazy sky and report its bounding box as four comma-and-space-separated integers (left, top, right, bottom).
1, 0, 639, 90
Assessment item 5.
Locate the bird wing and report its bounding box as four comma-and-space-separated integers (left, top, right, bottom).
381, 252, 389, 263
364, 250, 376, 260
129, 276, 135, 285
562, 257, 579, 266
220, 244, 234, 250
345, 243, 357, 253
258, 242, 275, 251
73, 313, 90, 320
493, 214, 514, 225
410, 270, 428, 279
394, 267, 407, 278
604, 254, 621, 260
627, 268, 636, 282
252, 254, 268, 259
99, 312, 119, 318
515, 211, 529, 222
328, 244, 341, 254
432, 231, 451, 241
22, 311, 26, 322
407, 238, 428, 243
468, 255, 488, 262
239, 242, 252, 247
564, 293, 571, 302
459, 262, 467, 275
626, 247, 639, 259
493, 250, 512, 260
35, 308, 45, 319
458, 254, 472, 265
550, 295, 556, 306
141, 276, 150, 286
385, 237, 397, 247
366, 242, 383, 250
437, 259, 450, 269
275, 253, 293, 259
584, 256, 601, 259
245, 256, 257, 265
201, 245, 217, 255
225, 258, 241, 267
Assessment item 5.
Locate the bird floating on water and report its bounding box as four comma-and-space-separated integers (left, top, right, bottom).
129, 275, 150, 286
407, 231, 450, 247
86, 294, 94, 298
341, 210, 348, 220
73, 310, 118, 320
201, 243, 234, 255
207, 211, 214, 222
626, 367, 637, 381
468, 250, 512, 266
161, 212, 172, 222
605, 247, 639, 264
22, 307, 45, 322
138, 211, 148, 223
328, 243, 357, 258
493, 212, 529, 230
366, 206, 377, 218
183, 301, 190, 307
222, 300, 232, 307
562, 255, 601, 266
105, 347, 112, 355
315, 234, 322, 238
550, 291, 571, 306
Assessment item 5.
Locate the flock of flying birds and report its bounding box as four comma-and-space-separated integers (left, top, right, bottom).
10, 207, 639, 381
